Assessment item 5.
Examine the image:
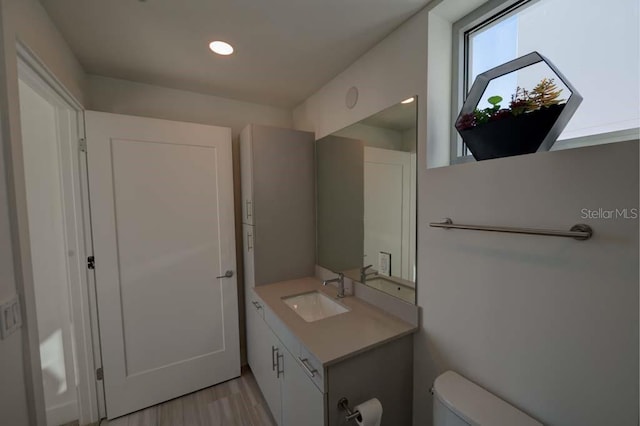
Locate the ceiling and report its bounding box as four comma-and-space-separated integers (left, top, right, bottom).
39, 0, 430, 108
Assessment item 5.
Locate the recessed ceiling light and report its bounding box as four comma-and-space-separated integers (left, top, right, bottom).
401, 97, 415, 104
209, 41, 234, 56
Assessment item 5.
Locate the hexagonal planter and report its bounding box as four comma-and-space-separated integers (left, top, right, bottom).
455, 51, 582, 161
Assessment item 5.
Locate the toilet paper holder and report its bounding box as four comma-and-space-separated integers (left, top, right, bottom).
338, 397, 362, 422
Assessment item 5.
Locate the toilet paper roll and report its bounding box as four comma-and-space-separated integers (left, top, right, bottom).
354, 398, 383, 426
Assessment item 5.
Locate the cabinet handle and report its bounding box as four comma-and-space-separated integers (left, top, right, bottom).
247, 231, 253, 251
272, 346, 278, 371
246, 200, 252, 219
298, 357, 318, 377
277, 352, 284, 378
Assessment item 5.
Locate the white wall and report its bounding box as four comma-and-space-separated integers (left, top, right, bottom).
417, 141, 638, 425
87, 75, 292, 139
402, 127, 417, 153
292, 9, 427, 141
334, 123, 404, 151
6, 0, 86, 104
0, 0, 88, 424
427, 10, 454, 165
293, 1, 639, 425
0, 71, 30, 426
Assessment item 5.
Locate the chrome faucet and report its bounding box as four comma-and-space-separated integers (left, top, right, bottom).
323, 272, 346, 298
360, 264, 378, 284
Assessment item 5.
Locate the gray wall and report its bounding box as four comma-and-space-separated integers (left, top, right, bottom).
293, 2, 639, 425
316, 135, 364, 272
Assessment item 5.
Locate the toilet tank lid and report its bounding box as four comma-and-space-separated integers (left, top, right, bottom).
433, 371, 542, 426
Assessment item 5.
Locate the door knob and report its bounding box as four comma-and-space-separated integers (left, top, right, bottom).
216, 270, 234, 279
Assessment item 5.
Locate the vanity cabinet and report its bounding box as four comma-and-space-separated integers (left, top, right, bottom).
246, 297, 281, 421
247, 284, 414, 426
246, 292, 324, 426
281, 347, 325, 426
242, 224, 255, 289
239, 124, 315, 287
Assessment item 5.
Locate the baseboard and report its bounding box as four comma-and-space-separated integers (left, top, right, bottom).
46, 399, 78, 426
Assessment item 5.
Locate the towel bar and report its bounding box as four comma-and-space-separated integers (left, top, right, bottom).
429, 218, 593, 240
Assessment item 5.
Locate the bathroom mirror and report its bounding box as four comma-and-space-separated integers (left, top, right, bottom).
316, 98, 417, 303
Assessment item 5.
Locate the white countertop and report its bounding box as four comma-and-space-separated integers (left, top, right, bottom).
253, 276, 417, 366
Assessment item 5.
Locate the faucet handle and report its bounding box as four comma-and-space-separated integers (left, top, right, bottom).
361, 264, 373, 272
323, 271, 344, 286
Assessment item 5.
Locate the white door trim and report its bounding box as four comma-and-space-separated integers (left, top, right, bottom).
16, 41, 83, 111
16, 42, 102, 425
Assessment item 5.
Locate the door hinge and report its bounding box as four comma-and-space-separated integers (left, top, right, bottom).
87, 256, 95, 270
79, 138, 87, 152
96, 367, 103, 381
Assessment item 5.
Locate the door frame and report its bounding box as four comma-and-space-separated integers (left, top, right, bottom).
15, 41, 103, 424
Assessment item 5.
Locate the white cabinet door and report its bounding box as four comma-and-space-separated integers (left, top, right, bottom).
240, 125, 254, 225
86, 111, 240, 418
281, 349, 325, 426
246, 293, 263, 375
243, 224, 256, 289
247, 298, 282, 423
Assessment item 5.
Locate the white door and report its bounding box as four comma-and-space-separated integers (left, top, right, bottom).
363, 147, 412, 280
85, 111, 240, 418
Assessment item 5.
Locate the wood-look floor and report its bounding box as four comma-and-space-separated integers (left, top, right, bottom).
102, 369, 276, 426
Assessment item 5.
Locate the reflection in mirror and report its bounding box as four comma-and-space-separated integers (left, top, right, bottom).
316, 98, 417, 304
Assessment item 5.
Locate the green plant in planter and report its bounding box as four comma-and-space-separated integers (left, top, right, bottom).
529, 78, 564, 108
456, 78, 565, 130
473, 95, 502, 124
454, 51, 582, 161
509, 87, 534, 116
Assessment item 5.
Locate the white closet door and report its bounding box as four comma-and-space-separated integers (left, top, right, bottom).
85, 111, 240, 418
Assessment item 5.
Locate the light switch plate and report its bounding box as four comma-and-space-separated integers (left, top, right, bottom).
378, 252, 391, 277
0, 295, 22, 339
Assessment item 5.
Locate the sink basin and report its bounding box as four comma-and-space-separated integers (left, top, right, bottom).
282, 291, 349, 322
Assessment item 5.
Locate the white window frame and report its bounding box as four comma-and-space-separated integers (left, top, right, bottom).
450, 0, 640, 164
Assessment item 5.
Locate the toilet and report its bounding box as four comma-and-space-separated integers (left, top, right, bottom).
433, 371, 542, 426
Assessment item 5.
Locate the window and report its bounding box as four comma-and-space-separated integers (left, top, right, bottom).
452, 0, 640, 161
